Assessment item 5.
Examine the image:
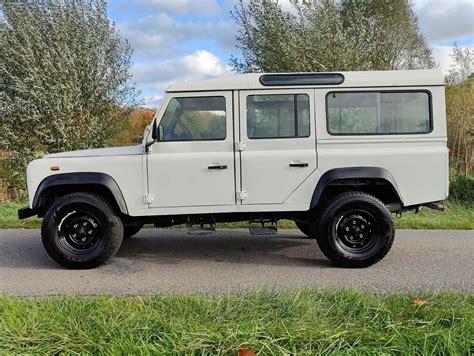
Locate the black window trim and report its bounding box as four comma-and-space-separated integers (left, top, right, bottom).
246, 93, 311, 140
325, 89, 433, 136
157, 95, 228, 142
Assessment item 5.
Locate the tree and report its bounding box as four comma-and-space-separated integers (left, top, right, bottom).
230, 0, 434, 73
110, 108, 156, 146
445, 46, 473, 176
0, 0, 138, 199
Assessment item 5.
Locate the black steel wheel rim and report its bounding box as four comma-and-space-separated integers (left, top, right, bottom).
333, 208, 378, 253
57, 209, 102, 254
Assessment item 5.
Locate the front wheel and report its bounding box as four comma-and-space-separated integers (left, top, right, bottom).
41, 192, 123, 269
315, 192, 394, 268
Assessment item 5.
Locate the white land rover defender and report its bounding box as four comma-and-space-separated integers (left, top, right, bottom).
19, 70, 448, 269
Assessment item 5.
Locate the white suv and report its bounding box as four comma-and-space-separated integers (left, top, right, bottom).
19, 70, 448, 269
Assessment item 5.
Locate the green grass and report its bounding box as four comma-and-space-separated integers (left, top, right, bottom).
0, 290, 472, 354
0, 203, 42, 229
1, 201, 473, 229
394, 202, 474, 229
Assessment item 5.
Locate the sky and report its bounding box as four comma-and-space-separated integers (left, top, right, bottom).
108, 0, 474, 107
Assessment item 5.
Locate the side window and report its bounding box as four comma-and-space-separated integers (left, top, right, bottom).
158, 96, 226, 141
326, 91, 431, 135
247, 94, 310, 139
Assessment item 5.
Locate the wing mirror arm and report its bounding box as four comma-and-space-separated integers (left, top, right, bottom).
145, 120, 158, 151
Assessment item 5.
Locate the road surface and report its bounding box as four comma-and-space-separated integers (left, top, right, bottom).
0, 228, 472, 296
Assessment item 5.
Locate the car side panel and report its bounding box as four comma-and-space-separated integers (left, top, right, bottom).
27, 155, 146, 214
305, 86, 448, 207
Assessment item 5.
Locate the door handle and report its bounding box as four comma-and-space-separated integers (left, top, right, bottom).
289, 162, 309, 168
208, 164, 228, 170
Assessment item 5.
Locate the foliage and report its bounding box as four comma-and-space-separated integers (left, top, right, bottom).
230, 0, 434, 73
446, 46, 473, 84
0, 0, 139, 199
0, 291, 472, 354
110, 108, 156, 146
445, 47, 473, 176
449, 174, 474, 206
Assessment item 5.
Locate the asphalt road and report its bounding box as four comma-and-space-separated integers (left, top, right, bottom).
0, 228, 472, 296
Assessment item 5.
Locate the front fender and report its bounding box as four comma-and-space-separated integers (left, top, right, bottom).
32, 172, 128, 214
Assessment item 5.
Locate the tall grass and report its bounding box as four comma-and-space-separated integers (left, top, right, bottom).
0, 290, 472, 354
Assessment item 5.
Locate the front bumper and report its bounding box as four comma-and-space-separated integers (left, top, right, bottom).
18, 207, 39, 219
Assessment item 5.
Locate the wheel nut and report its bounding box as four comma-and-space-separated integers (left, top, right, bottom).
88, 230, 93, 235
74, 224, 78, 228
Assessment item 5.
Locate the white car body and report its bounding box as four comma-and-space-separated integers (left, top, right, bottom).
25, 69, 448, 218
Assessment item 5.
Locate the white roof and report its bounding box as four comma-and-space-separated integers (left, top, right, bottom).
166, 69, 444, 92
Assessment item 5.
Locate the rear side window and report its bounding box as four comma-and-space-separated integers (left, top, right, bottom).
247, 94, 310, 139
326, 91, 431, 135
159, 96, 226, 141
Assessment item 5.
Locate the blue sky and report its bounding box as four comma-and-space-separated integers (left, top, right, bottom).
108, 0, 474, 107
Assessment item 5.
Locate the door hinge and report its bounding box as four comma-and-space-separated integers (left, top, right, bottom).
144, 194, 155, 204
236, 190, 247, 200
235, 142, 246, 151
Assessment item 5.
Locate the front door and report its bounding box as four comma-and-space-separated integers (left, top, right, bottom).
238, 89, 317, 205
147, 91, 235, 208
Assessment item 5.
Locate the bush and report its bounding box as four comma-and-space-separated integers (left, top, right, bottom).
449, 174, 474, 205
0, 1, 138, 197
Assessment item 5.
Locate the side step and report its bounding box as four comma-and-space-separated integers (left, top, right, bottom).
249, 218, 278, 235
187, 217, 216, 235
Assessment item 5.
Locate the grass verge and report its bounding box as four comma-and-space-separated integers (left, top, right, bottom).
1, 201, 472, 230
0, 203, 42, 229
0, 290, 472, 354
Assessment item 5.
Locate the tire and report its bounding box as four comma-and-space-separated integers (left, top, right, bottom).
41, 192, 123, 269
314, 191, 394, 268
123, 224, 143, 239
295, 221, 315, 238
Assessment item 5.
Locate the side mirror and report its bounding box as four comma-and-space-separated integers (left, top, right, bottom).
151, 120, 158, 140
158, 125, 164, 141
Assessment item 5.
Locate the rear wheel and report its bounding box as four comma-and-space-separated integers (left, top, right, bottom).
41, 192, 123, 269
123, 224, 143, 239
314, 191, 394, 268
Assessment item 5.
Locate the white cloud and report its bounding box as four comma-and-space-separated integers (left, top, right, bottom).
132, 50, 232, 91
415, 0, 474, 42
135, 50, 232, 108
181, 50, 227, 76
118, 13, 236, 61
142, 94, 163, 108
432, 45, 455, 73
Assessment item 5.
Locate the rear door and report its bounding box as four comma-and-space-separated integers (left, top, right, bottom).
238, 89, 317, 205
